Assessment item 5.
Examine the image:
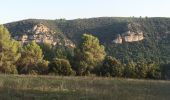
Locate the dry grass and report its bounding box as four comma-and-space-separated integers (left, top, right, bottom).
0, 75, 170, 100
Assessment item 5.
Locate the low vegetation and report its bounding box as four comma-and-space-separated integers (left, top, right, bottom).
0, 75, 170, 100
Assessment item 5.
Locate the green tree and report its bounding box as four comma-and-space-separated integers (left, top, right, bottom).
39, 43, 74, 61
39, 43, 54, 61
49, 58, 75, 76
37, 60, 49, 75
146, 62, 161, 79
54, 45, 74, 60
0, 25, 20, 74
135, 61, 148, 78
124, 61, 137, 78
17, 41, 44, 74
74, 34, 106, 75
100, 56, 124, 77
124, 61, 161, 79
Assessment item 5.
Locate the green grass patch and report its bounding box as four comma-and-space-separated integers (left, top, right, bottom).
0, 75, 169, 100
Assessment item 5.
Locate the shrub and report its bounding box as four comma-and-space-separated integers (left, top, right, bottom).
124, 61, 137, 78
100, 56, 124, 77
49, 58, 75, 76
37, 60, 49, 75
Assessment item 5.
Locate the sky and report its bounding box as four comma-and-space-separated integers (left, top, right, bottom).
0, 0, 170, 24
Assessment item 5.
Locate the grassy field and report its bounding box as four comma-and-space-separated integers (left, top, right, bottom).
0, 75, 170, 100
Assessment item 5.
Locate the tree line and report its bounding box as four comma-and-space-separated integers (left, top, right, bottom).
0, 25, 167, 79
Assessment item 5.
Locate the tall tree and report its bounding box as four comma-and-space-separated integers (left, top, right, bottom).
17, 41, 44, 74
39, 43, 54, 61
39, 43, 74, 61
74, 34, 106, 75
0, 25, 20, 74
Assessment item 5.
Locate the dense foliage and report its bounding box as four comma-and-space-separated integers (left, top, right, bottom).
100, 56, 124, 77
2, 17, 170, 79
17, 41, 45, 74
73, 34, 106, 75
0, 25, 20, 74
49, 58, 75, 76
5, 17, 170, 65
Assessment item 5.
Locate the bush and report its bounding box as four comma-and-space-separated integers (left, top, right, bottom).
124, 61, 137, 78
37, 60, 49, 75
100, 56, 124, 77
49, 58, 75, 76
146, 63, 161, 79
124, 61, 161, 79
135, 62, 148, 78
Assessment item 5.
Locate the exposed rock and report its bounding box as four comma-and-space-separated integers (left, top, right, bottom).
64, 39, 75, 48
19, 34, 29, 43
13, 23, 55, 44
12, 23, 75, 47
113, 31, 144, 44
112, 34, 123, 44
33, 23, 50, 34
124, 31, 144, 42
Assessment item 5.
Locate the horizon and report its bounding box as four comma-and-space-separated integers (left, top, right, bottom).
4, 16, 170, 24
1, 0, 170, 24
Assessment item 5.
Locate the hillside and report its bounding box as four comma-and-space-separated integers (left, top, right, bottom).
4, 17, 170, 64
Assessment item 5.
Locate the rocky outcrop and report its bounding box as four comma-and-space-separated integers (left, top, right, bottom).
112, 34, 123, 44
124, 31, 144, 42
13, 23, 56, 45
12, 23, 75, 47
33, 23, 50, 34
14, 34, 29, 43
113, 31, 144, 44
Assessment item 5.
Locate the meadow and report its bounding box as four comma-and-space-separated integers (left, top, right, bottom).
0, 75, 170, 100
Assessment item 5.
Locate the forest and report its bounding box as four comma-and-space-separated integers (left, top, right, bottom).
0, 22, 166, 79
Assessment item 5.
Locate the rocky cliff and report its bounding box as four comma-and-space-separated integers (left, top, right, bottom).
11, 23, 75, 47
113, 31, 144, 44
13, 23, 56, 44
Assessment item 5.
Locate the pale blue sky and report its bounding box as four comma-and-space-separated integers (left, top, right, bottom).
0, 0, 169, 24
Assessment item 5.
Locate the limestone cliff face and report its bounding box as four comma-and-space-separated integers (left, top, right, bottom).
113, 31, 144, 44
112, 34, 123, 44
33, 23, 50, 34
124, 31, 144, 42
13, 23, 75, 47
13, 23, 56, 45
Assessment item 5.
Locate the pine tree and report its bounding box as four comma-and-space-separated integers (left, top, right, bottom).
0, 25, 20, 74
17, 41, 44, 74
74, 34, 106, 75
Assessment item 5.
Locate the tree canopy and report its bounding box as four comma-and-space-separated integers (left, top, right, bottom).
74, 34, 106, 75
17, 41, 44, 74
0, 25, 20, 74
